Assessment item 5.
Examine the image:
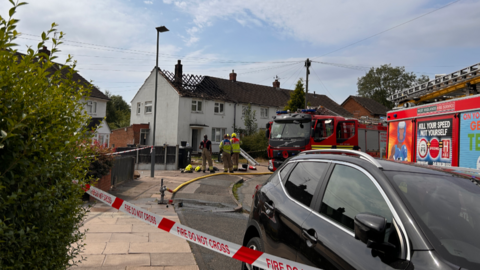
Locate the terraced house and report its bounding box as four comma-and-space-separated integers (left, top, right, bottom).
130, 60, 352, 153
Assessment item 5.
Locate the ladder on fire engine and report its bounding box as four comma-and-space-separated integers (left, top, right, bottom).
240, 148, 260, 166
387, 62, 480, 108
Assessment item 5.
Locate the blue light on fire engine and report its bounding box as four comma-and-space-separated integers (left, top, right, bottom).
276, 110, 288, 114
301, 109, 316, 113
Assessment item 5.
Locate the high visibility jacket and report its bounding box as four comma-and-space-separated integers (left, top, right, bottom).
219, 139, 232, 154
231, 138, 241, 153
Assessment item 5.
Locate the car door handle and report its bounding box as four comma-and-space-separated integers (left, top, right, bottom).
264, 202, 274, 215
302, 229, 317, 246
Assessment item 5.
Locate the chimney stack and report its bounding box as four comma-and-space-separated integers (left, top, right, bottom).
39, 46, 50, 61
273, 78, 280, 88
175, 60, 183, 86
229, 70, 237, 82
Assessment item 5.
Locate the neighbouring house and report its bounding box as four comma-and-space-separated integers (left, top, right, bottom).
341, 95, 388, 119
109, 123, 150, 148
32, 47, 111, 145
130, 60, 352, 153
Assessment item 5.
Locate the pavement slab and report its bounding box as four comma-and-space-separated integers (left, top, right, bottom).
148, 232, 183, 243
109, 233, 149, 243
83, 224, 133, 233
129, 242, 191, 253
103, 242, 130, 254
85, 233, 112, 243
72, 255, 106, 268
81, 242, 107, 254
150, 253, 196, 266
103, 254, 151, 266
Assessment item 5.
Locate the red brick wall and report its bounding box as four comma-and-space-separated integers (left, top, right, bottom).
342, 99, 374, 118
89, 171, 111, 201
109, 124, 150, 148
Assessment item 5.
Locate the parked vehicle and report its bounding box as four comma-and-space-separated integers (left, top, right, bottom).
266, 109, 387, 171
242, 149, 480, 269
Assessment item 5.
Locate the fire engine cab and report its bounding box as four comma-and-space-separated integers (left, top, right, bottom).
266, 108, 387, 171
386, 62, 480, 169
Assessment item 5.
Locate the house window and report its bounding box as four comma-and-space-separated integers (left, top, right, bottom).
145, 101, 152, 114
260, 108, 268, 118
212, 128, 227, 142
242, 106, 247, 117
192, 100, 203, 112
214, 102, 224, 114
137, 102, 141, 114
86, 101, 97, 114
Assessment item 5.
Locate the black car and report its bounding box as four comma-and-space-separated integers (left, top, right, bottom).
241, 150, 480, 270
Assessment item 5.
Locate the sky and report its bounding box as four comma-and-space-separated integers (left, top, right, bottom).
2, 0, 479, 105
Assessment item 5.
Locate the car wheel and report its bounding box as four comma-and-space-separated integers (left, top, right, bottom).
241, 237, 264, 270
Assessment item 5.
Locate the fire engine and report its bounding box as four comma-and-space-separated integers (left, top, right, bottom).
266, 107, 387, 171
386, 62, 480, 169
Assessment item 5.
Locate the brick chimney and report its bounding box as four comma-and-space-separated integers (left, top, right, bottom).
39, 46, 50, 60
174, 60, 183, 86
273, 78, 280, 88
229, 70, 237, 82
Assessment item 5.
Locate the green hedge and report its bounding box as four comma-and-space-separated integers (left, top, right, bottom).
0, 3, 94, 269
240, 130, 269, 159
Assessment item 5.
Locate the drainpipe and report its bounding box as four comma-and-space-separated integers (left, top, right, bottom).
233, 103, 237, 131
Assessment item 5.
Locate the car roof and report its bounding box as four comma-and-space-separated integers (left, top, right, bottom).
291, 153, 480, 181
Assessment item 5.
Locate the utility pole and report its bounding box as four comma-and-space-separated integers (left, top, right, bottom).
305, 58, 311, 109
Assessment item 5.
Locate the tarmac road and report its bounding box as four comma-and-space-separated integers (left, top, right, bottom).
174, 174, 248, 270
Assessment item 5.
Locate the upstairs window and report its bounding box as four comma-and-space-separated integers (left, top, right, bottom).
192, 100, 203, 112
260, 108, 269, 119
145, 101, 152, 114
214, 102, 224, 114
137, 102, 141, 114
87, 101, 97, 114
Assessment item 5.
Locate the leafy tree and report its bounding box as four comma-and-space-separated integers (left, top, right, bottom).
284, 78, 305, 111
357, 64, 430, 109
105, 90, 130, 129
242, 103, 258, 136
0, 2, 95, 268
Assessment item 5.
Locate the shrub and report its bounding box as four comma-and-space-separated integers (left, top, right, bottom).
240, 130, 268, 159
0, 2, 95, 269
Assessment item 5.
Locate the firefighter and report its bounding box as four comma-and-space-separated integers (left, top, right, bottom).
219, 134, 233, 173
199, 134, 214, 173
231, 133, 241, 171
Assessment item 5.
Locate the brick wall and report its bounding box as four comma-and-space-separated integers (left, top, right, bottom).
342, 99, 374, 118
88, 171, 111, 201
110, 124, 149, 148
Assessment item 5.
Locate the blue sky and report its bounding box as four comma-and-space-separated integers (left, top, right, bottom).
2, 0, 479, 104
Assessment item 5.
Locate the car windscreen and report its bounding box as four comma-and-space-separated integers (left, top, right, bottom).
385, 171, 480, 269
271, 121, 310, 139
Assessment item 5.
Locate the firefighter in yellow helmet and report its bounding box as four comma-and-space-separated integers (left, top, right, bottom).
230, 133, 241, 171
219, 134, 233, 173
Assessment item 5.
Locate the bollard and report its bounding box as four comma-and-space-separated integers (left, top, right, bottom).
158, 178, 167, 204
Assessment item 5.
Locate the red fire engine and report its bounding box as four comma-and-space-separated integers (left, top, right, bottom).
386, 62, 480, 169
266, 108, 387, 171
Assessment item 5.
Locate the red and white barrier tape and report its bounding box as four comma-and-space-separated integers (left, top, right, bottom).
85, 185, 320, 270
76, 146, 153, 159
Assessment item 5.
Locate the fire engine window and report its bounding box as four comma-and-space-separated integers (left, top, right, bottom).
314, 119, 334, 142
336, 121, 355, 143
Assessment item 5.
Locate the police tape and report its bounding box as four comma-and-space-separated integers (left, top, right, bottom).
75, 146, 153, 159
85, 185, 320, 270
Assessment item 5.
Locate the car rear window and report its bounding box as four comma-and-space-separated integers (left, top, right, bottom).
386, 171, 480, 269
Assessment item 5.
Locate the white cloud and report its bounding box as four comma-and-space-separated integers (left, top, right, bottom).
144, 1, 153, 4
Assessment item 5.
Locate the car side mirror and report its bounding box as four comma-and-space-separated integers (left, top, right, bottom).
265, 129, 270, 139
354, 213, 396, 254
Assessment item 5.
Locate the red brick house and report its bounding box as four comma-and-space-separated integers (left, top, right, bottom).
109, 123, 149, 148
341, 96, 388, 119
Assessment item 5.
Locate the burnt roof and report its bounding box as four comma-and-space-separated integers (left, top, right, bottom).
342, 95, 387, 116
159, 69, 352, 117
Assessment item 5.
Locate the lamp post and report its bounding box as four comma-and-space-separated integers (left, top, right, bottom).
151, 26, 169, 177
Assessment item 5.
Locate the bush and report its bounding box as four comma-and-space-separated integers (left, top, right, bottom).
240, 130, 269, 159
0, 3, 95, 269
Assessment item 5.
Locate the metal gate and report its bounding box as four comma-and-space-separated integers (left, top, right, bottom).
111, 156, 135, 187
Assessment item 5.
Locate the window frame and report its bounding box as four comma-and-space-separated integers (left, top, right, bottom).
145, 101, 153, 114
211, 127, 227, 143
278, 160, 330, 210
214, 102, 224, 114
192, 100, 203, 113
137, 102, 141, 114
260, 107, 269, 119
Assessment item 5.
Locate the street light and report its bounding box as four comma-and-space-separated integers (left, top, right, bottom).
151, 25, 169, 177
